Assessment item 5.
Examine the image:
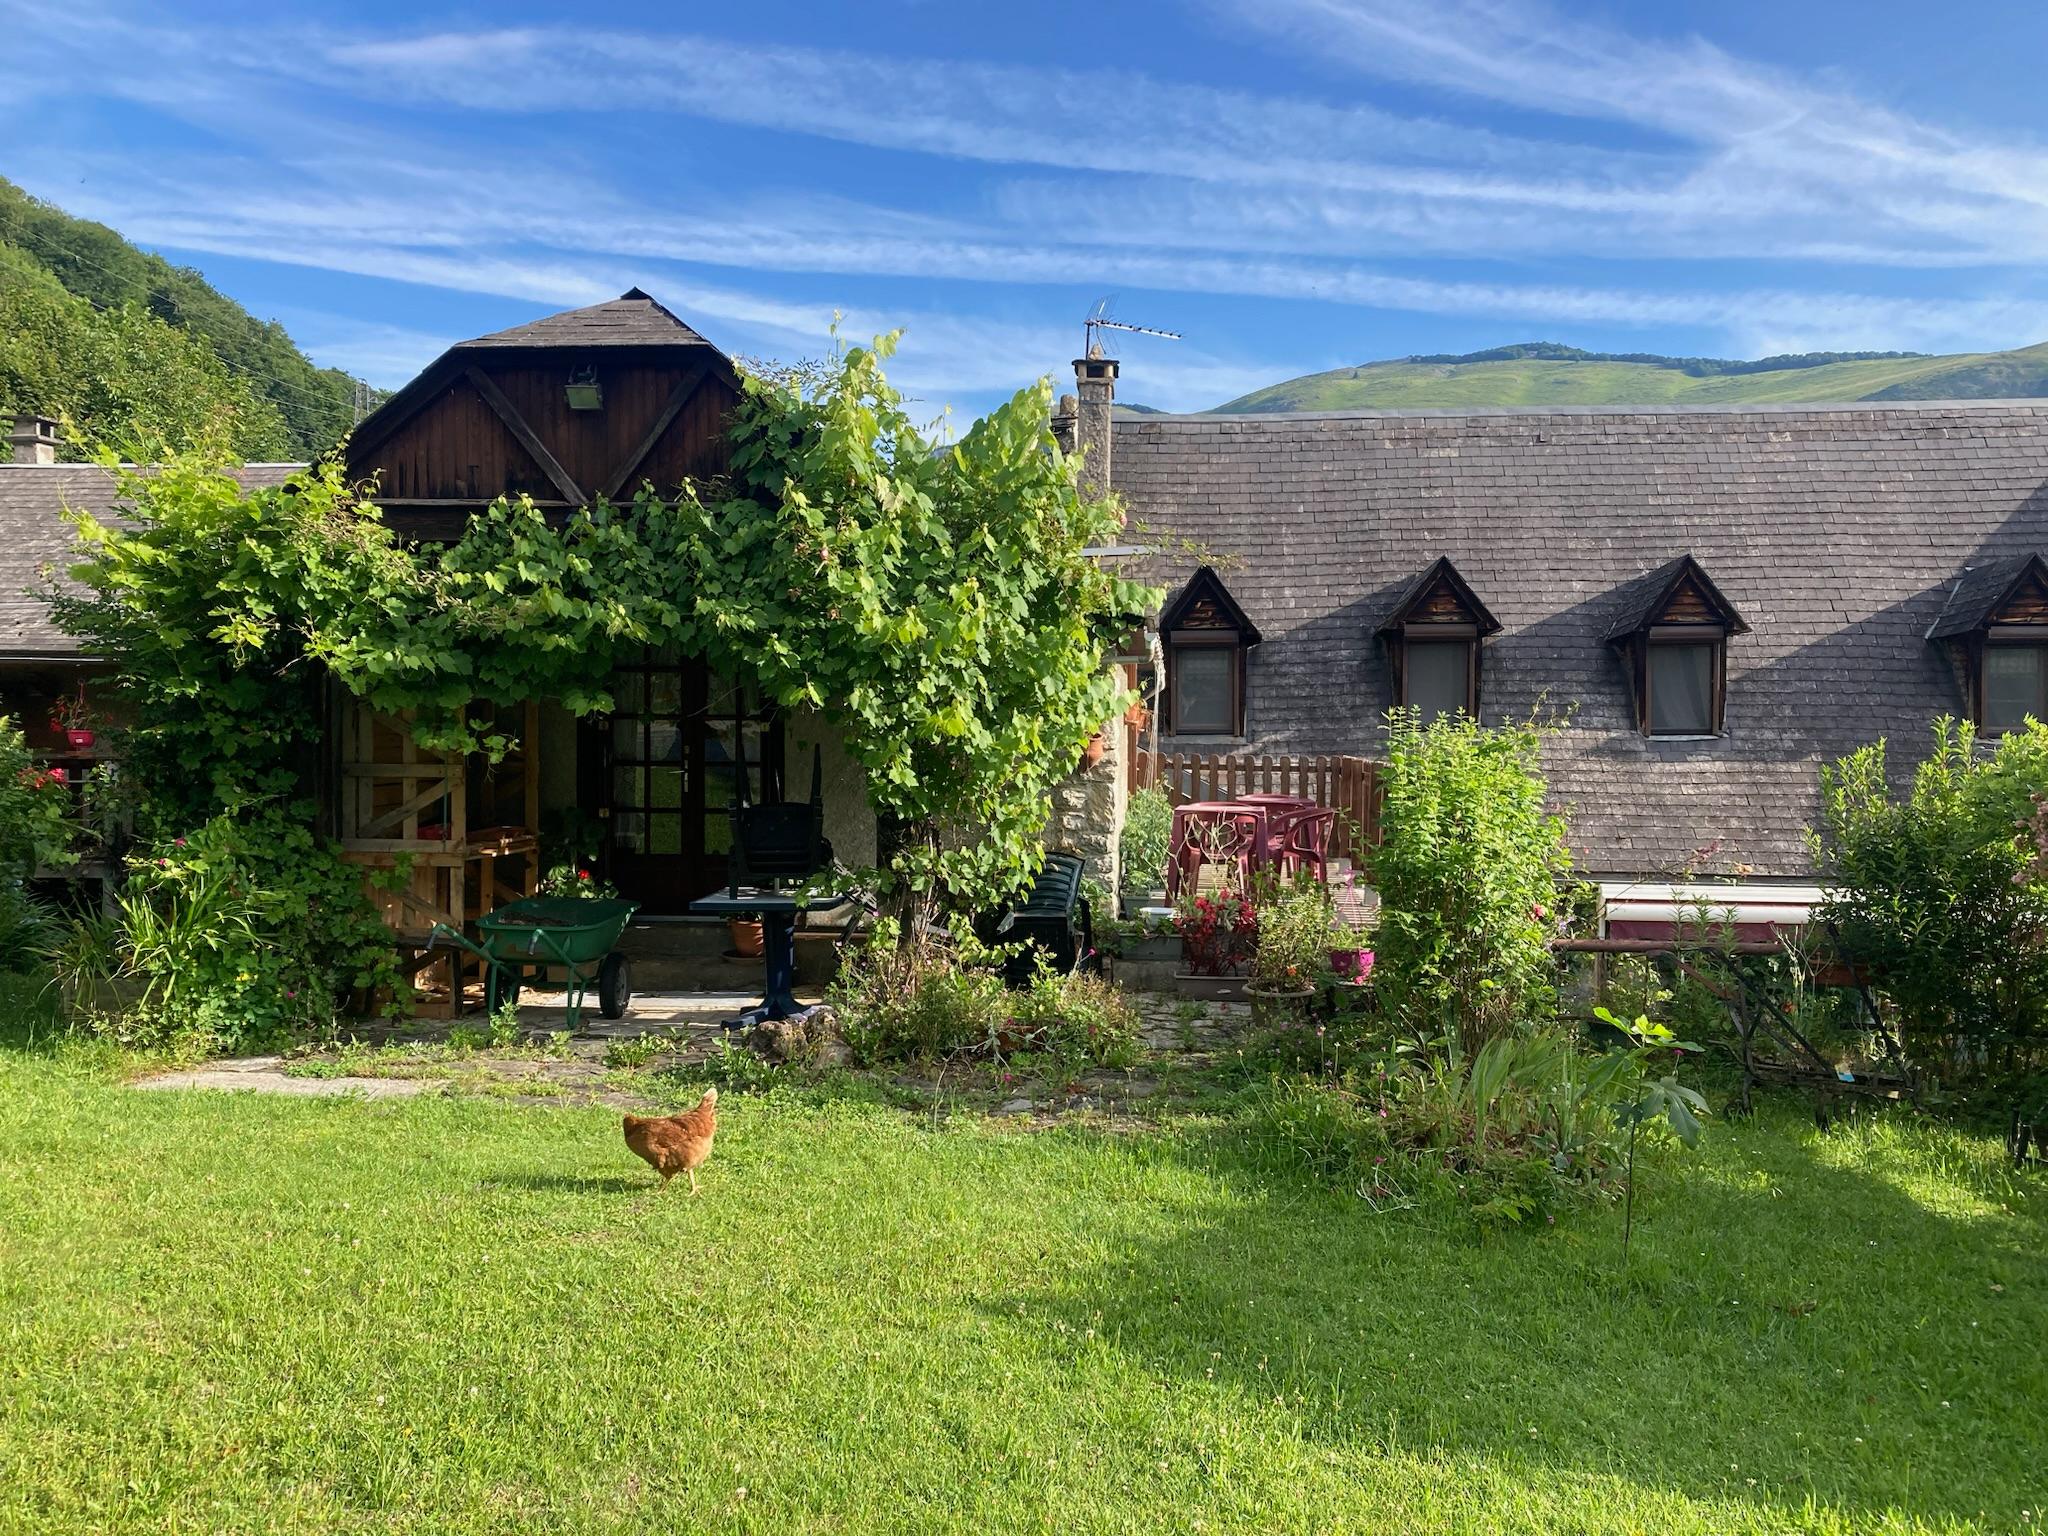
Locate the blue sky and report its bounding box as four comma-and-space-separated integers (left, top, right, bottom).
3, 0, 2047, 420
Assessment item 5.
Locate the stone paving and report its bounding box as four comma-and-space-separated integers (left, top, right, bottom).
129, 987, 1250, 1122
133, 1056, 438, 1100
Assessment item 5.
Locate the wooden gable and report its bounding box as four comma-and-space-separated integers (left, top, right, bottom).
1606, 554, 1749, 641
1161, 567, 1261, 643
1992, 565, 2048, 626
1654, 570, 1725, 627
1375, 556, 1501, 635
345, 290, 741, 540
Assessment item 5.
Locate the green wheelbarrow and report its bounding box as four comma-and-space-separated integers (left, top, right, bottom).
429, 896, 640, 1030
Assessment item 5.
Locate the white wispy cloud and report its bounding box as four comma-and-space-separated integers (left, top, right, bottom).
1203, 0, 2048, 263
5, 0, 2048, 404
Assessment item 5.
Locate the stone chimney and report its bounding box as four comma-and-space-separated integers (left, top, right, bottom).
1051, 391, 1079, 456
1072, 348, 1118, 500
9, 414, 58, 465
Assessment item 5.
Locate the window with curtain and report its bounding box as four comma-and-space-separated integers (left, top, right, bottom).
1404, 638, 1473, 721
1171, 645, 1237, 735
1648, 640, 1717, 735
1984, 644, 2048, 731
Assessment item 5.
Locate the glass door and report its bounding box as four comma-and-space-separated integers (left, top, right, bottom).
593, 649, 783, 911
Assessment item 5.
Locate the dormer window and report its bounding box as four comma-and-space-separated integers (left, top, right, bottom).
1928, 553, 2048, 733
1606, 556, 1749, 739
1160, 567, 1260, 738
1375, 556, 1500, 721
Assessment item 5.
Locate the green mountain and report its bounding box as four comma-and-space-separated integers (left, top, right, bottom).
0, 178, 373, 459
1213, 340, 2048, 414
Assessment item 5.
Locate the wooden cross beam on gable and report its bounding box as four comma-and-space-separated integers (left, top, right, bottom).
599, 358, 714, 501
462, 365, 588, 507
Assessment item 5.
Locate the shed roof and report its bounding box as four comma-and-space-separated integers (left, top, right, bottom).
461, 287, 714, 350
1113, 398, 2048, 876
0, 463, 301, 659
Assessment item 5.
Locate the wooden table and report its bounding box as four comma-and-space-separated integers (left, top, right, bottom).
687, 886, 848, 1029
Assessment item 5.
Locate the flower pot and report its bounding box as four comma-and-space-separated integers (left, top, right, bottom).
63, 728, 95, 750
1327, 948, 1374, 983
1246, 979, 1316, 1028
1173, 972, 1243, 1002
729, 917, 765, 958
1080, 732, 1108, 770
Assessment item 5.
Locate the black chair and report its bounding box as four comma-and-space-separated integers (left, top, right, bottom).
728, 743, 834, 898
977, 850, 1094, 987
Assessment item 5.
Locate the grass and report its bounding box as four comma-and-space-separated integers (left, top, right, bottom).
1211, 341, 2048, 413
1, 1031, 2044, 1532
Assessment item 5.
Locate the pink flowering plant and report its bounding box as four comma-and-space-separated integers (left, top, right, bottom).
1174, 889, 1257, 975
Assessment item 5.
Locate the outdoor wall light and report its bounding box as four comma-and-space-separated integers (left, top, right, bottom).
565, 367, 603, 411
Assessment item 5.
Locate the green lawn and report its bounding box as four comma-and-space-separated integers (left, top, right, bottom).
1, 1041, 2043, 1534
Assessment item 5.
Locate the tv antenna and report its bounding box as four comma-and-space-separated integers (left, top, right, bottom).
1085, 296, 1181, 358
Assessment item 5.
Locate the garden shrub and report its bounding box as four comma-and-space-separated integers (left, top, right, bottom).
1812, 718, 2048, 1087
827, 921, 1009, 1063
1120, 787, 1173, 895
0, 714, 76, 878
1244, 1019, 1703, 1226
52, 806, 399, 1050
1250, 872, 1337, 988
1371, 710, 1572, 1049
1173, 889, 1256, 975
1011, 968, 1143, 1069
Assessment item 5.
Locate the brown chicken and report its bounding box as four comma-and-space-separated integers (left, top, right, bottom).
622, 1088, 718, 1194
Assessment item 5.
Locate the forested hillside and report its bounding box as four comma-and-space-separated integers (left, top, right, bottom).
0, 178, 369, 460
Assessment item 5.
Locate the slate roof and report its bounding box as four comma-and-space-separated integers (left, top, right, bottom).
0, 463, 301, 659
1925, 553, 2047, 639
1112, 400, 2048, 878
462, 287, 714, 350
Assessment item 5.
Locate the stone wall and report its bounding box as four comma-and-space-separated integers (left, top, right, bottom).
1045, 712, 1125, 901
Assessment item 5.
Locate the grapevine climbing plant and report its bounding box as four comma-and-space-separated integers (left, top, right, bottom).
46, 328, 1151, 1035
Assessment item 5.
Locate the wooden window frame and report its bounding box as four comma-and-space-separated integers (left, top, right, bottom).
1391, 622, 1481, 719
1167, 629, 1246, 738
1638, 624, 1728, 738
1976, 628, 2048, 734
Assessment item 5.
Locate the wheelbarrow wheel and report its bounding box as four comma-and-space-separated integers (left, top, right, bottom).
598, 953, 632, 1020
486, 967, 523, 1016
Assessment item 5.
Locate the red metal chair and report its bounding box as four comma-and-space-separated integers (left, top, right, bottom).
1269, 806, 1336, 883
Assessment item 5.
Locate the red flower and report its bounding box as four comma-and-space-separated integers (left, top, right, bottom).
577, 869, 591, 882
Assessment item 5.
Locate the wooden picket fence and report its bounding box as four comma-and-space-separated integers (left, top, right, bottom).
1130, 750, 1384, 857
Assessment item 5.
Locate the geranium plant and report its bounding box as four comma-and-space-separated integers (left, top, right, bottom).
1174, 889, 1256, 975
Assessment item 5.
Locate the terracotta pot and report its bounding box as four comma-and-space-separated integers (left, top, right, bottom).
1080, 732, 1108, 769
729, 917, 765, 957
